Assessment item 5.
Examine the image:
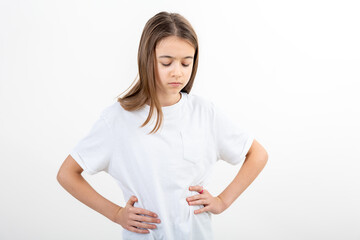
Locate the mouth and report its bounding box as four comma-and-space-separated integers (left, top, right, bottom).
169, 82, 182, 87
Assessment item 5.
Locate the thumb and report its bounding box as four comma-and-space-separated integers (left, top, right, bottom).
127, 195, 138, 206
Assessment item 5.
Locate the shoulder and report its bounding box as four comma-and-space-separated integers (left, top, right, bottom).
186, 93, 215, 112
187, 93, 230, 122
99, 101, 124, 127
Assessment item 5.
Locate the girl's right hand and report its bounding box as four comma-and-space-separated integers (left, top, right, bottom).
114, 195, 161, 234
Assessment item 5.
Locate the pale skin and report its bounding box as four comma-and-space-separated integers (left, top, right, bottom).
57, 35, 268, 234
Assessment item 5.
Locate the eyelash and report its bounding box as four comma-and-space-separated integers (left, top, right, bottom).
162, 63, 190, 67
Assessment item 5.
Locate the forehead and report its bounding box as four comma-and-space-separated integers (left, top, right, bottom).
155, 36, 195, 58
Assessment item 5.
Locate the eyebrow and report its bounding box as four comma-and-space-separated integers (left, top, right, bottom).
159, 55, 193, 59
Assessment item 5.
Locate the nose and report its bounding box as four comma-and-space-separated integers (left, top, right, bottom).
172, 62, 183, 78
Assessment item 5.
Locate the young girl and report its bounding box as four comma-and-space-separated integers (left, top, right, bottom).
57, 11, 268, 240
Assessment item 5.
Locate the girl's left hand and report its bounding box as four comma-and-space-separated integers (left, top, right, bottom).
186, 185, 227, 215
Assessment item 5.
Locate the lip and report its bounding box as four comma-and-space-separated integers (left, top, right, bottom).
169, 82, 182, 87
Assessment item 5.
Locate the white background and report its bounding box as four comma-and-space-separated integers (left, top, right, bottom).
1, 0, 359, 239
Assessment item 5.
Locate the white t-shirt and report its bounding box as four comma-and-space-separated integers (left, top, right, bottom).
70, 91, 254, 240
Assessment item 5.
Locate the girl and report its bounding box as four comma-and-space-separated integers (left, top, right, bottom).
57, 11, 268, 240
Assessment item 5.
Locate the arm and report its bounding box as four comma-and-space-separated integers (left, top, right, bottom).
56, 154, 121, 222
217, 139, 268, 211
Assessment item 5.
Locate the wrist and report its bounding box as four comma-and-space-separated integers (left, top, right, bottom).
216, 195, 228, 213
111, 205, 123, 223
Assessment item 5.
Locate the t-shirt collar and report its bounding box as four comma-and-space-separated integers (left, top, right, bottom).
143, 91, 187, 117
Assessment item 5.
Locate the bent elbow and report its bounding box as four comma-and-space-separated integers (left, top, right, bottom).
56, 168, 66, 184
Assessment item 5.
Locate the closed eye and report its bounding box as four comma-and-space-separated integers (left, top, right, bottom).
162, 63, 190, 67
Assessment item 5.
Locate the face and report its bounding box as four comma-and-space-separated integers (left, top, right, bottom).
154, 36, 195, 96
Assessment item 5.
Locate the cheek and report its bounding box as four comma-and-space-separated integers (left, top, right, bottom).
156, 68, 169, 82
185, 67, 193, 78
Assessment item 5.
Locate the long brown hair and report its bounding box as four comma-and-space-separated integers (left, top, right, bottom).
115, 11, 199, 134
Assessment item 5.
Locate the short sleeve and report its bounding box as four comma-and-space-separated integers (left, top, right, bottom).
212, 102, 255, 165
69, 113, 114, 175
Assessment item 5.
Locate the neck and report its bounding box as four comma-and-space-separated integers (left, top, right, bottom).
146, 92, 181, 107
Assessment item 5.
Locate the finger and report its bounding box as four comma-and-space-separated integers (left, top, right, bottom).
130, 220, 158, 230
189, 185, 203, 192
132, 207, 159, 218
132, 214, 161, 224
127, 196, 138, 206
126, 225, 150, 234
189, 185, 201, 192
194, 206, 210, 214
188, 199, 207, 206
187, 194, 205, 202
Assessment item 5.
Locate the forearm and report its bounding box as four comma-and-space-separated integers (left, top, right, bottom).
57, 172, 121, 222
217, 152, 268, 210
